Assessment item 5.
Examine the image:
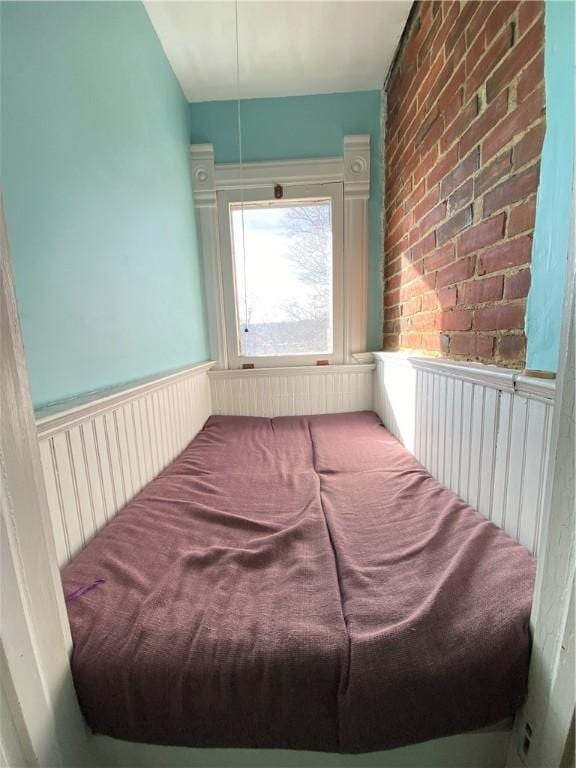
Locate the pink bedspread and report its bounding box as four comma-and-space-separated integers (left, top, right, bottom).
62, 412, 535, 753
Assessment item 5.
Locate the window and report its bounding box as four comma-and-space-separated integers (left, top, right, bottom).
219, 183, 343, 368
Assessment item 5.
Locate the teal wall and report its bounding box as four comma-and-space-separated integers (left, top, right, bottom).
526, 0, 575, 371
190, 91, 383, 349
1, 1, 209, 408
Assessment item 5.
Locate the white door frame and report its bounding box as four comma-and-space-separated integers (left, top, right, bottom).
0, 195, 92, 767
506, 199, 576, 767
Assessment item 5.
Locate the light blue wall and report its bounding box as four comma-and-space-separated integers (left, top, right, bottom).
190, 91, 383, 349
526, 0, 575, 371
1, 1, 209, 408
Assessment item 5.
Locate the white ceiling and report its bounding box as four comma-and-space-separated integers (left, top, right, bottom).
144, 1, 412, 103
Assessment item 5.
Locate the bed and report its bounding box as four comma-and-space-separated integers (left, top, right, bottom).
62, 411, 535, 754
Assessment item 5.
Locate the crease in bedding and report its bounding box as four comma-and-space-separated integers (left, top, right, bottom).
62, 411, 535, 753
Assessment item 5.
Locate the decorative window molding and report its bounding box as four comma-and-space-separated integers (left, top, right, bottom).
190, 135, 371, 369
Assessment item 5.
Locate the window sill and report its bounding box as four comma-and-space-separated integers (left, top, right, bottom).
208, 362, 375, 379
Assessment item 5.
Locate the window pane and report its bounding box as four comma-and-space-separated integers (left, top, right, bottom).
230, 200, 333, 357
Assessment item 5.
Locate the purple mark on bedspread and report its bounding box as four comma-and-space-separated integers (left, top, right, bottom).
65, 578, 105, 603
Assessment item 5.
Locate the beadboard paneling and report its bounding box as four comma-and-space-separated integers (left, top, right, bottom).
210, 364, 375, 417
37, 363, 213, 568
374, 353, 554, 554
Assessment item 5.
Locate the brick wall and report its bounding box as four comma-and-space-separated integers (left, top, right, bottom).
383, 0, 545, 367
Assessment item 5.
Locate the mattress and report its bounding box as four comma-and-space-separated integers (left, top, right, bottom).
62, 411, 535, 753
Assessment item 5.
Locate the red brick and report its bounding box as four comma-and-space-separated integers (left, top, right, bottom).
401, 333, 423, 349
386, 272, 403, 292
421, 333, 449, 353
474, 303, 526, 330
427, 145, 459, 188
448, 178, 474, 213
474, 150, 513, 196
465, 27, 487, 77
483, 164, 541, 217
517, 49, 544, 103
412, 312, 440, 332
392, 99, 418, 143
440, 148, 480, 198
401, 276, 428, 303
460, 89, 508, 157
486, 21, 543, 103
438, 286, 458, 308
420, 202, 447, 235
441, 86, 465, 130
384, 236, 407, 262
383, 0, 543, 362
421, 291, 437, 312
437, 256, 476, 288
446, 0, 478, 52
519, 0, 544, 34
388, 203, 407, 233
424, 242, 456, 273
465, 1, 495, 48
430, 1, 460, 61
411, 231, 437, 262
508, 196, 537, 236
483, 85, 545, 161
415, 104, 441, 147
504, 269, 531, 299
458, 213, 507, 256
384, 255, 402, 279
450, 333, 495, 357
440, 333, 451, 355
465, 23, 514, 100
437, 205, 473, 246
399, 316, 413, 333
458, 275, 504, 305
478, 235, 533, 274
437, 62, 465, 116
405, 179, 426, 210
414, 185, 441, 223
441, 96, 479, 153
497, 333, 526, 360
424, 55, 458, 114
441, 309, 473, 331
512, 121, 546, 169
382, 335, 399, 351
408, 257, 425, 277
413, 6, 443, 66
413, 144, 440, 186
483, 1, 520, 40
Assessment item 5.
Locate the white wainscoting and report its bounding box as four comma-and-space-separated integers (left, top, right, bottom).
36, 362, 214, 568
374, 353, 555, 555
210, 364, 375, 418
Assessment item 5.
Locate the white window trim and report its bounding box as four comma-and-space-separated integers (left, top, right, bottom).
190, 135, 370, 369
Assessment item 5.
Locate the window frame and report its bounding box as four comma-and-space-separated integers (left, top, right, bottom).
190, 136, 371, 371
217, 183, 344, 369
